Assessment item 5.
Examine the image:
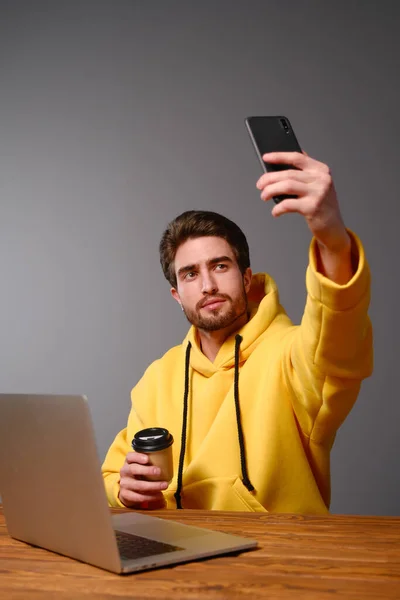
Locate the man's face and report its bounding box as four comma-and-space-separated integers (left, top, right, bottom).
171, 236, 252, 332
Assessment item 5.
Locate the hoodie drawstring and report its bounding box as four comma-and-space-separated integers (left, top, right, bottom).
174, 341, 192, 509
233, 334, 254, 492
174, 335, 254, 509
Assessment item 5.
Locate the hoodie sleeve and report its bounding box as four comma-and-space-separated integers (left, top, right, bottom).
286, 230, 373, 445
101, 361, 158, 507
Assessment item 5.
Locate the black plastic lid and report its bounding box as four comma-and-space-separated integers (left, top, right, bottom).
131, 427, 174, 452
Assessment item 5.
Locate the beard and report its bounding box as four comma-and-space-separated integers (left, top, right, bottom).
182, 289, 249, 332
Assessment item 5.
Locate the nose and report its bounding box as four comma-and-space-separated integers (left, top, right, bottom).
201, 271, 217, 295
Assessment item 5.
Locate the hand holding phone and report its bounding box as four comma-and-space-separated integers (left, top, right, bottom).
245, 116, 302, 203
245, 116, 352, 276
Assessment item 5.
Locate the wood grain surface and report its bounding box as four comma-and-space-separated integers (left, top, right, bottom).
1, 506, 399, 599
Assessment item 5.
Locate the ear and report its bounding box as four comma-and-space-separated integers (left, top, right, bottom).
170, 287, 181, 306
243, 268, 252, 294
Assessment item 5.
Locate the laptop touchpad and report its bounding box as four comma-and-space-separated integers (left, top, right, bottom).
118, 520, 211, 543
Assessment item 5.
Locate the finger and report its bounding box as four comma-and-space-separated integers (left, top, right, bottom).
120, 489, 165, 506
125, 451, 149, 465
262, 152, 307, 169
263, 152, 329, 173
271, 198, 306, 217
256, 169, 310, 190
260, 180, 307, 202
120, 476, 168, 493
121, 462, 162, 479
120, 461, 161, 479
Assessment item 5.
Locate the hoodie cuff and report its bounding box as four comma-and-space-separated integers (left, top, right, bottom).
104, 473, 126, 508
306, 230, 370, 312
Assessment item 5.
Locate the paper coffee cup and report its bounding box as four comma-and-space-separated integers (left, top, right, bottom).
132, 427, 174, 483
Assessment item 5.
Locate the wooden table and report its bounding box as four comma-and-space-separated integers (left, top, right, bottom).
1, 506, 400, 599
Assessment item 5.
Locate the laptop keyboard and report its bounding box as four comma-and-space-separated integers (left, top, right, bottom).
115, 530, 184, 561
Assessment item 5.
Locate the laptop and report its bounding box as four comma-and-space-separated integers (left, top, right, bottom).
0, 394, 257, 574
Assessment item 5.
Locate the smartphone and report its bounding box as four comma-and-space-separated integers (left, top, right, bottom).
245, 116, 302, 203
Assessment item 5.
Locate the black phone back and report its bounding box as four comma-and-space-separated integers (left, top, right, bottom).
245, 116, 302, 203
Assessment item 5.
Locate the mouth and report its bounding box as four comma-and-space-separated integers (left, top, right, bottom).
200, 298, 227, 311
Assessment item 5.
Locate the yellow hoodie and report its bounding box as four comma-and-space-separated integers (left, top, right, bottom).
102, 232, 372, 513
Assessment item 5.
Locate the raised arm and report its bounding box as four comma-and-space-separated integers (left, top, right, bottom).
256, 153, 373, 501
256, 151, 353, 284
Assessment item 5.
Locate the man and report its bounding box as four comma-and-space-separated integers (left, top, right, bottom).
102, 151, 373, 514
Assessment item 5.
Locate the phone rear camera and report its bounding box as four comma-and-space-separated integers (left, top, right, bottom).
280, 118, 290, 133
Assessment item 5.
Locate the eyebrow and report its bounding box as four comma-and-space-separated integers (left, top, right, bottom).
177, 255, 234, 278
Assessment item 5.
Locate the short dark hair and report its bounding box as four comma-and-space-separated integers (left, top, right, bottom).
159, 210, 250, 288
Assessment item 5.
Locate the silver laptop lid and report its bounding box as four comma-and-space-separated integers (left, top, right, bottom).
0, 394, 121, 572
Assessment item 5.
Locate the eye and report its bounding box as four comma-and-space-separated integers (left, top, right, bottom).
184, 271, 197, 280
215, 263, 228, 271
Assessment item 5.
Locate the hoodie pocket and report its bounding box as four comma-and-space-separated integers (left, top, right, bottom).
232, 478, 268, 512
165, 476, 268, 511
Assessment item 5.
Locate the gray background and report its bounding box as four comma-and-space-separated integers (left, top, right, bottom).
1, 0, 398, 515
